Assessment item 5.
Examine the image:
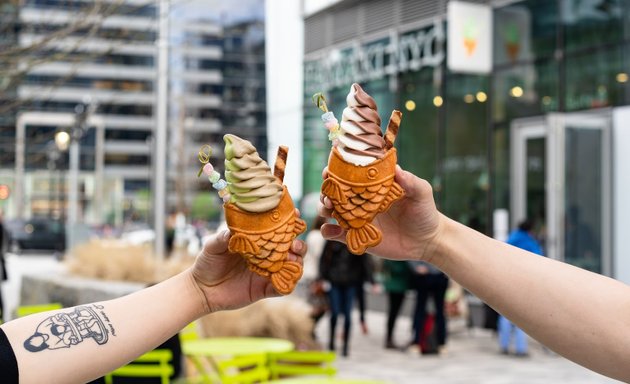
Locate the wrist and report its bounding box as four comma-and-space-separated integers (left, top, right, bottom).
185, 268, 212, 317
419, 212, 450, 265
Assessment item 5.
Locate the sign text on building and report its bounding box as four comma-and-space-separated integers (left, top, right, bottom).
305, 22, 445, 92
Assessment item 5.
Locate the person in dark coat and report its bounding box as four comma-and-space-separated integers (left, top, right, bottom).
408, 260, 449, 354
382, 260, 411, 349
319, 240, 370, 357
0, 209, 6, 322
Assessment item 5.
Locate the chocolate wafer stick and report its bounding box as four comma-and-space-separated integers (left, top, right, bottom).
384, 110, 402, 150
274, 145, 288, 183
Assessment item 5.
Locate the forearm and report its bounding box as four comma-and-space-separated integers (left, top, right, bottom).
429, 215, 630, 382
1, 269, 206, 384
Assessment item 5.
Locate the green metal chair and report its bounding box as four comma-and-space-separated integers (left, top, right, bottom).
215, 353, 270, 384
16, 302, 63, 317
267, 350, 337, 380
104, 349, 174, 384
180, 321, 200, 342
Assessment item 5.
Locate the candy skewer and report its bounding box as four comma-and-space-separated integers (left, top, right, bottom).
197, 145, 231, 203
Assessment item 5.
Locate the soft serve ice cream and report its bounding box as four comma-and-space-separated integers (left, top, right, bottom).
337, 83, 387, 166
224, 134, 283, 213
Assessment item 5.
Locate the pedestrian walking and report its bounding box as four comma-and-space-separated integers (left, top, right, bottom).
303, 216, 328, 333
355, 252, 375, 335
498, 219, 543, 357
382, 259, 412, 349
408, 260, 449, 354
0, 209, 6, 322
319, 240, 370, 356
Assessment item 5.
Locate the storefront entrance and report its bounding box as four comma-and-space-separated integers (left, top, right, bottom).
510, 111, 612, 275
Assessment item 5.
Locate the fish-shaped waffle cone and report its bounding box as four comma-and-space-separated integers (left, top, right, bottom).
225, 186, 306, 295
322, 146, 404, 255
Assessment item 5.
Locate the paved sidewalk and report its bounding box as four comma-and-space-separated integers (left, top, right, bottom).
315, 309, 620, 384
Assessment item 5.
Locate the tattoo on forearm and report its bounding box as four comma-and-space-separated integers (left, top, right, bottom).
23, 304, 116, 353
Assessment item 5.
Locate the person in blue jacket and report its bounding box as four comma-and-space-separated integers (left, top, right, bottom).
499, 219, 543, 356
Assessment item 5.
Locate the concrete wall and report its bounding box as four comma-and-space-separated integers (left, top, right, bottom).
613, 107, 630, 284
265, 0, 304, 200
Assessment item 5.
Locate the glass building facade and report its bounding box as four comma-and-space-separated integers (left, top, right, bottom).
303, 0, 630, 276
0, 0, 266, 228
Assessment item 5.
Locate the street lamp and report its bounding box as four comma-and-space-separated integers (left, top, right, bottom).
64, 99, 94, 250
55, 131, 70, 152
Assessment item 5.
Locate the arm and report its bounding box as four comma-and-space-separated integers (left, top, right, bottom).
319, 166, 630, 382
0, 229, 306, 384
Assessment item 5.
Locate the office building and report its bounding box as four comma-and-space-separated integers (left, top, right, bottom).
0, 0, 266, 228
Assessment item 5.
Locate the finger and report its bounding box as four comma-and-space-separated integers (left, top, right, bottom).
317, 195, 333, 209
395, 165, 431, 202
321, 166, 329, 179
317, 201, 333, 218
202, 229, 230, 256
320, 223, 346, 243
290, 239, 306, 257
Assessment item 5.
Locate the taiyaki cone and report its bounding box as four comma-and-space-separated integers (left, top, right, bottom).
322, 146, 404, 254
225, 186, 306, 295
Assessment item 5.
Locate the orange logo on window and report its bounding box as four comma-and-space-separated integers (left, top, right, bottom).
463, 20, 478, 57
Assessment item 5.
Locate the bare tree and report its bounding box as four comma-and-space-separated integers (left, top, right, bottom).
0, 0, 157, 114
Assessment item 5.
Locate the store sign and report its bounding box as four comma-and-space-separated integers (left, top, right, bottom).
447, 1, 493, 74
305, 22, 445, 91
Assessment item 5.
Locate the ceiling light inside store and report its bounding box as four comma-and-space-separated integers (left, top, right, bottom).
476, 92, 487, 102
433, 96, 443, 107
405, 100, 416, 111
616, 73, 628, 83
464, 94, 475, 103
510, 86, 524, 98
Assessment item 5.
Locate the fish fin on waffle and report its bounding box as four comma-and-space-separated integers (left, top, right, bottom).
322, 178, 347, 204
229, 233, 260, 255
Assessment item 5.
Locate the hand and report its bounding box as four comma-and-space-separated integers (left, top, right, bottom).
190, 225, 307, 313
318, 166, 444, 262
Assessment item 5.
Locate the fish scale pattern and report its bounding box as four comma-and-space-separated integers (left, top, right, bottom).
244, 216, 306, 275
331, 176, 397, 228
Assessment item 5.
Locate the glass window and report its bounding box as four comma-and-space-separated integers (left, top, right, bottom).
24, 125, 57, 170
0, 144, 15, 168
105, 154, 150, 166
564, 45, 628, 111
562, 0, 626, 52
398, 68, 439, 183
564, 127, 603, 273
302, 88, 330, 195
494, 0, 558, 66
493, 60, 559, 123
105, 129, 151, 141
492, 124, 510, 212
443, 74, 490, 233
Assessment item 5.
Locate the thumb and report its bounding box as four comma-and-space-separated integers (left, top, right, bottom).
202, 229, 231, 256
395, 165, 432, 202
